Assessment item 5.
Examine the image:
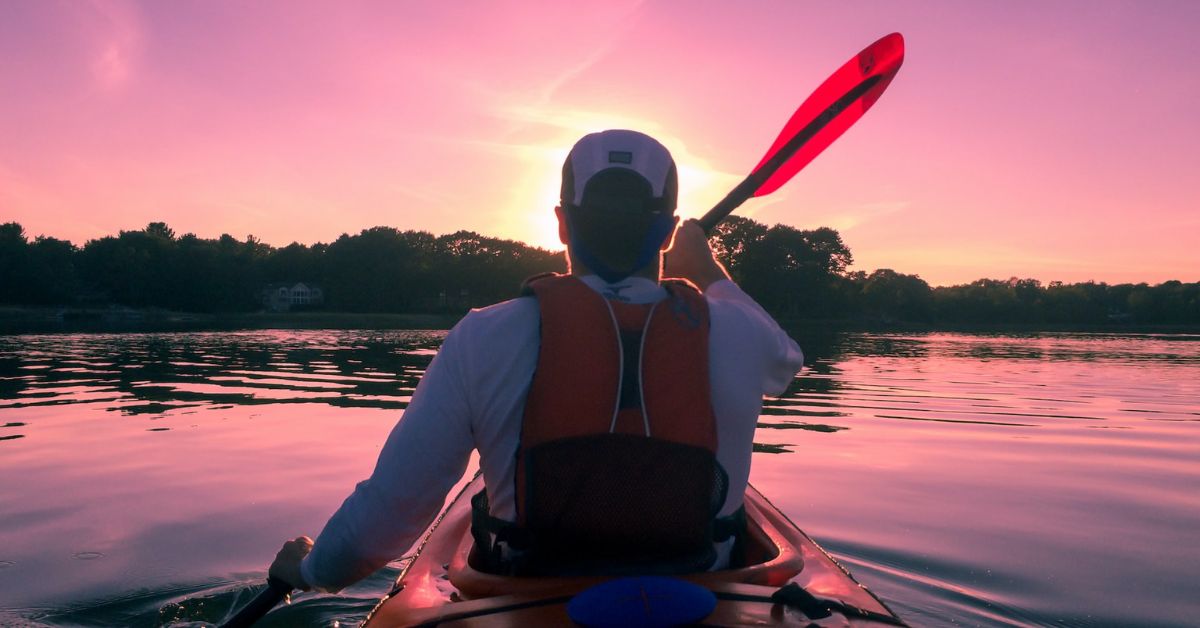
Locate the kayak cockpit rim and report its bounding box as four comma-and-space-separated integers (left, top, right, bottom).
363, 472, 905, 627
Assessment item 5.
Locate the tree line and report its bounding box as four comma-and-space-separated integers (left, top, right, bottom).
2, 218, 1197, 325
709, 217, 1199, 326
0, 221, 562, 313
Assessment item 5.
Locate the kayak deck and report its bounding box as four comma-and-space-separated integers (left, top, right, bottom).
363, 474, 903, 626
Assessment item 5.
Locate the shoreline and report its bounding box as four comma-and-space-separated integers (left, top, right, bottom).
0, 307, 463, 335
3, 306, 1198, 336
781, 317, 1200, 336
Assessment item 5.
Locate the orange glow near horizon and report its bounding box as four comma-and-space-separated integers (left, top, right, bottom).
2, 1, 1199, 286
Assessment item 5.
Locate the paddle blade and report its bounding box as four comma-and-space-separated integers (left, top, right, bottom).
751, 32, 905, 197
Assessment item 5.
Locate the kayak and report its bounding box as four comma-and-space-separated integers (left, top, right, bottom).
362, 473, 903, 627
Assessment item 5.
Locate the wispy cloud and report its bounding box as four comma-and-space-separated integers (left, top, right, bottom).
84, 0, 143, 91
530, 45, 615, 110
823, 200, 912, 231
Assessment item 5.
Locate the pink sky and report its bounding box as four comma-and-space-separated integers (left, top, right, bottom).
2, 1, 1197, 286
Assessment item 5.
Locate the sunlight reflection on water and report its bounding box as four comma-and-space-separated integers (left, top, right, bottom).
0, 330, 1197, 627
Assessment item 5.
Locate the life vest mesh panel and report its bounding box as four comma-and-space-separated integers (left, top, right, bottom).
521, 433, 728, 575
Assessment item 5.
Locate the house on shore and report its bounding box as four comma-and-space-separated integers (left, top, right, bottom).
262, 282, 324, 312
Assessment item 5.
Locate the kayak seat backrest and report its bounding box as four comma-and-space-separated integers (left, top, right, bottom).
451, 486, 804, 601
517, 433, 728, 576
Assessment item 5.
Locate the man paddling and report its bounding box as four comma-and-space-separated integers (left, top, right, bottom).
269, 129, 804, 590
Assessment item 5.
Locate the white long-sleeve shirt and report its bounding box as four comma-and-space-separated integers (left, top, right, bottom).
301, 275, 803, 592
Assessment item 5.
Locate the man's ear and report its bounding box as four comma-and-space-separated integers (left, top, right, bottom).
555, 205, 570, 245
659, 215, 681, 251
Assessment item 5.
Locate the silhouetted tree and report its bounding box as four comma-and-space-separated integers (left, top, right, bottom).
0, 223, 31, 304
861, 269, 933, 321
25, 236, 79, 304
708, 216, 768, 279
325, 227, 434, 312
716, 219, 852, 318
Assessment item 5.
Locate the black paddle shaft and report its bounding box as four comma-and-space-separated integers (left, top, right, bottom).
697, 74, 883, 234
219, 578, 293, 628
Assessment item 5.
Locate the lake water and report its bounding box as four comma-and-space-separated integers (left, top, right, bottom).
1, 330, 1197, 627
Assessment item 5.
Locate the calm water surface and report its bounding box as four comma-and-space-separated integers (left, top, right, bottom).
0, 330, 1197, 627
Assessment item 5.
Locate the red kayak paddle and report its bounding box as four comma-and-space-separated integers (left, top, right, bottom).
698, 33, 905, 232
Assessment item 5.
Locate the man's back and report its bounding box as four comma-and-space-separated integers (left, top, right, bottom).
297, 273, 802, 591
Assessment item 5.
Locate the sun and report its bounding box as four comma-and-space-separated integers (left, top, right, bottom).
497, 109, 741, 250
503, 145, 570, 251
529, 149, 569, 250
529, 209, 565, 252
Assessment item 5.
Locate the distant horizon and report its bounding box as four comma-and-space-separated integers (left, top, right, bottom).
3, 2, 1198, 286
7, 218, 1196, 290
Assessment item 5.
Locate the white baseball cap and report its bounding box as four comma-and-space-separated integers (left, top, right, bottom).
560, 130, 678, 213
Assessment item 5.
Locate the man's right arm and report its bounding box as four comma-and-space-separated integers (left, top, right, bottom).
665, 219, 803, 394
705, 280, 804, 395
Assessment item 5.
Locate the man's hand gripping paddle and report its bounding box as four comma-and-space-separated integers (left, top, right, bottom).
697, 32, 905, 233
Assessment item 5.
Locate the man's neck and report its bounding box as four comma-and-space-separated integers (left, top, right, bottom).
565, 252, 662, 283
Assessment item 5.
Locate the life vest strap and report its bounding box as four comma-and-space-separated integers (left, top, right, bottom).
470, 489, 535, 575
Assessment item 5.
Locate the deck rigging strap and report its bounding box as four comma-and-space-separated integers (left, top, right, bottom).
760, 582, 909, 626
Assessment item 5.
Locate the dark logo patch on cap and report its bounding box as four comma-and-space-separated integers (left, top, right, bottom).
608, 151, 633, 164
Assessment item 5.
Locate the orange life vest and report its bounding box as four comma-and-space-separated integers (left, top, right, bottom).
472, 274, 731, 576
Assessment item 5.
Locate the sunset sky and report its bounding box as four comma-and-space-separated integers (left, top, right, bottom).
2, 1, 1197, 286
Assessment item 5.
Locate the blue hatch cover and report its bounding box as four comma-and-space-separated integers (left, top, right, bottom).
567, 576, 717, 627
